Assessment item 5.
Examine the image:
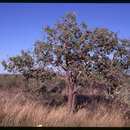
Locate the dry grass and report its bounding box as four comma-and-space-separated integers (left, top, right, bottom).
0, 88, 129, 127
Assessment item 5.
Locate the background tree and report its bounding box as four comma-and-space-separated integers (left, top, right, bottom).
1, 50, 35, 89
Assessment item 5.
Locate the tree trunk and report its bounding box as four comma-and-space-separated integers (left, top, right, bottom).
71, 84, 78, 113
66, 71, 75, 114
66, 71, 71, 113
68, 85, 73, 113
72, 92, 76, 113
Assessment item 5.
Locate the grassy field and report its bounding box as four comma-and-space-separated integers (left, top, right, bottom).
0, 74, 129, 127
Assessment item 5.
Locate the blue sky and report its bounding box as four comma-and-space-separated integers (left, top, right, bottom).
0, 3, 130, 73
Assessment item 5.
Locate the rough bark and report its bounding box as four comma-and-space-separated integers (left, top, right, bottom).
66, 71, 73, 113
66, 71, 77, 114
68, 86, 73, 113
72, 92, 76, 113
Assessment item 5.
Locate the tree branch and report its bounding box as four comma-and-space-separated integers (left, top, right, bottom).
73, 85, 83, 94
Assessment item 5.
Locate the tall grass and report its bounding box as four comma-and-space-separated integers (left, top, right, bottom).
0, 88, 128, 127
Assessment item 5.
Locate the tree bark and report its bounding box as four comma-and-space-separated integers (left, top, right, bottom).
66, 71, 73, 113
68, 86, 73, 113
71, 83, 78, 113
71, 92, 76, 113
66, 71, 76, 114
